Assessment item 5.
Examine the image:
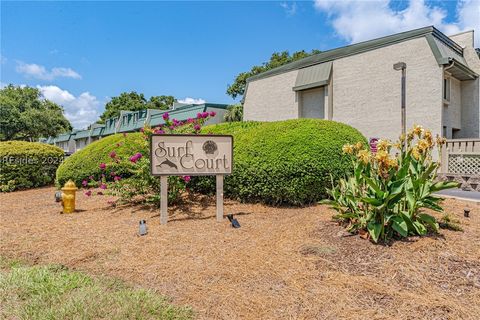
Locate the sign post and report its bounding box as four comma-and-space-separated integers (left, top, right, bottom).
216, 175, 223, 222
150, 134, 233, 225
160, 176, 168, 225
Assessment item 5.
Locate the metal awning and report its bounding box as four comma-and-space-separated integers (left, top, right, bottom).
446, 59, 478, 81
293, 61, 332, 91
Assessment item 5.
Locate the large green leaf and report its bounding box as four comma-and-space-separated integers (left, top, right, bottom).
365, 177, 384, 198
421, 198, 443, 212
389, 178, 405, 195
391, 216, 408, 237
418, 213, 439, 232
412, 221, 427, 235
430, 181, 460, 192
367, 222, 382, 243
361, 197, 383, 206
400, 211, 415, 231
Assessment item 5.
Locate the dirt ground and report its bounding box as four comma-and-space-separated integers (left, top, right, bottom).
1, 187, 479, 320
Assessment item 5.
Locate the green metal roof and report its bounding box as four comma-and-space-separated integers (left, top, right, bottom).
91, 126, 104, 137
149, 105, 207, 127
117, 110, 149, 133
51, 103, 228, 142
73, 130, 90, 139
247, 26, 471, 83
102, 118, 117, 136
293, 61, 332, 91
56, 133, 73, 142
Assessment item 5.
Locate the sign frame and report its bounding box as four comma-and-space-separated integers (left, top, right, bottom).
149, 133, 234, 176
149, 133, 234, 224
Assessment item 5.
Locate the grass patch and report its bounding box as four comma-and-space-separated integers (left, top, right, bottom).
0, 257, 192, 320
439, 213, 463, 232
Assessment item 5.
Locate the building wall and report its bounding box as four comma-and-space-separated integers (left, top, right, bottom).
459, 79, 480, 138
244, 69, 299, 121
55, 142, 68, 151
443, 75, 462, 137
331, 37, 443, 142
300, 87, 325, 118
244, 37, 444, 142
205, 107, 228, 125
449, 31, 480, 138
75, 138, 89, 151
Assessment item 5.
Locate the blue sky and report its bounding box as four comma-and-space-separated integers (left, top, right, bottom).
1, 1, 478, 128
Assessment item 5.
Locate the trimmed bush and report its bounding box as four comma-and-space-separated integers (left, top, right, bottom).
0, 141, 64, 191
56, 133, 146, 187
191, 119, 367, 205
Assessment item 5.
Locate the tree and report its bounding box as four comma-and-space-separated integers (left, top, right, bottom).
226, 50, 321, 100
224, 104, 243, 122
147, 95, 175, 110
99, 91, 176, 121
0, 85, 72, 141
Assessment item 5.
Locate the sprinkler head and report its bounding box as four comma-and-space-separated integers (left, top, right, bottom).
464, 208, 470, 218
139, 220, 148, 236
227, 213, 240, 228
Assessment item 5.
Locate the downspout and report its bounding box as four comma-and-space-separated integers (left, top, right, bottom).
441, 59, 455, 135
439, 59, 455, 172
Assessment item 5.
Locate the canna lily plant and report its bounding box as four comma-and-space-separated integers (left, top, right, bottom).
321, 125, 459, 243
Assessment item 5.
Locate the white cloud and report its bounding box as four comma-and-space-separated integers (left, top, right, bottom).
280, 2, 297, 16
177, 97, 206, 104
37, 85, 100, 129
314, 0, 479, 44
16, 61, 81, 81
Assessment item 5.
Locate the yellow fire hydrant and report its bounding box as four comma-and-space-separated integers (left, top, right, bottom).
57, 180, 78, 214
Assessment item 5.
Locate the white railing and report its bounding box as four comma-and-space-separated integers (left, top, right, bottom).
441, 139, 480, 175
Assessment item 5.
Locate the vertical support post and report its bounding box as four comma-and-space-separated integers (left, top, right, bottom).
440, 143, 448, 174
401, 67, 407, 150
216, 175, 224, 222
160, 176, 168, 225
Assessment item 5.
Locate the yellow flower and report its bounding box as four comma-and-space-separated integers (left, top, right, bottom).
387, 157, 398, 169
407, 131, 415, 141
375, 150, 389, 163
377, 139, 391, 151
412, 146, 421, 160
436, 134, 446, 146
417, 139, 430, 152
357, 149, 370, 164
424, 130, 433, 147
342, 144, 354, 154
412, 124, 424, 137
355, 142, 364, 150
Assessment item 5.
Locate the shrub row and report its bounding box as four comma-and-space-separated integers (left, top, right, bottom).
190, 119, 367, 205
56, 133, 146, 187
56, 119, 366, 205
0, 141, 64, 191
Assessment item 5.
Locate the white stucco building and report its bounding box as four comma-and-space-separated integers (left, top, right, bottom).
243, 26, 480, 142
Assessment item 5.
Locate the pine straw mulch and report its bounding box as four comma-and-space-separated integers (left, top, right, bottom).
1, 187, 479, 320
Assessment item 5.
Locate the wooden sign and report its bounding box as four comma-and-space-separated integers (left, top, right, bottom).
150, 134, 233, 176
150, 134, 233, 224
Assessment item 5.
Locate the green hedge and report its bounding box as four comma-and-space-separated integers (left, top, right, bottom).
191, 119, 367, 205
0, 141, 65, 191
56, 133, 146, 187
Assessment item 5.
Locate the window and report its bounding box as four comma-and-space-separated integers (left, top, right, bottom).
443, 77, 450, 102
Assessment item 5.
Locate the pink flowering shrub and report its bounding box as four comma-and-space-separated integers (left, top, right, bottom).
91, 111, 214, 205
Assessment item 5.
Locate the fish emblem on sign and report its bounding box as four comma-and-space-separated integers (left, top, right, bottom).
158, 158, 178, 170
